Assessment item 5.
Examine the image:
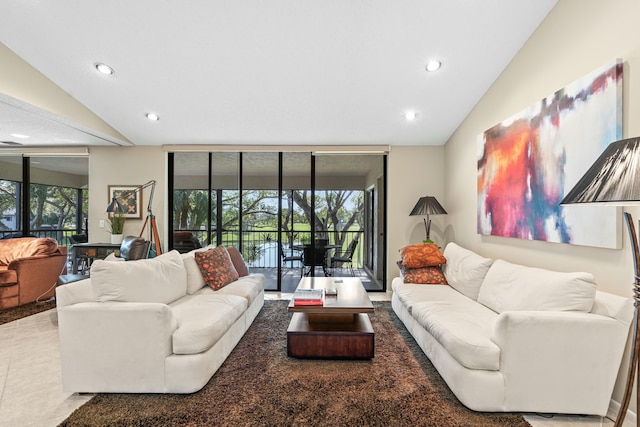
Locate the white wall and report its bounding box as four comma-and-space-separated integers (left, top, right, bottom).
444, 0, 640, 414
0, 43, 129, 143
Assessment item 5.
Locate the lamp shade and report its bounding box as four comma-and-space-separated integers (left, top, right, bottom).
560, 136, 640, 427
410, 196, 448, 216
106, 197, 125, 213
561, 137, 640, 205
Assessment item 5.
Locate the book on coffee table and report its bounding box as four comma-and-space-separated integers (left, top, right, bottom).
292, 289, 324, 306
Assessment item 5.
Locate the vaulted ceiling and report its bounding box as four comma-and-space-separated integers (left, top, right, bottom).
0, 1, 557, 148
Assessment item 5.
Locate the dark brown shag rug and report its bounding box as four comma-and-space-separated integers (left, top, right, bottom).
0, 299, 55, 325
59, 300, 530, 427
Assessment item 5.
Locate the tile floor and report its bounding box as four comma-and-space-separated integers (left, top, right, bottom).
0, 294, 631, 426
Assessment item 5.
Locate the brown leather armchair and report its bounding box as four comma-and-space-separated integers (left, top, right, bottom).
0, 237, 67, 309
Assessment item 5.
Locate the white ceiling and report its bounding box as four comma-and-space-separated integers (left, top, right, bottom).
0, 0, 557, 148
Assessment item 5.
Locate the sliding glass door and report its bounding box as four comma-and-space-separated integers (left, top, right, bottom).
314, 154, 385, 290
170, 151, 386, 292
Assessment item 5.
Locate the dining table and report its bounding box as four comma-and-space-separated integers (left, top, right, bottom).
292, 243, 341, 276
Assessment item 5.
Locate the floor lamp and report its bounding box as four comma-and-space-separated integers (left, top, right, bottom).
561, 137, 640, 427
106, 180, 162, 255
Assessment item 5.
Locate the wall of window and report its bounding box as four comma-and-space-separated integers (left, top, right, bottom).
170, 151, 386, 292
0, 155, 88, 246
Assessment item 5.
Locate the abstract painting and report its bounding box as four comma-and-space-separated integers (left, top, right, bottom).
477, 59, 622, 248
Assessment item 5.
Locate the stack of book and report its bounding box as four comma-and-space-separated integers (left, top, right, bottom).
292, 288, 324, 306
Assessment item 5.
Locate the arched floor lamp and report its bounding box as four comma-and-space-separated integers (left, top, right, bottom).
561, 137, 640, 427
106, 180, 162, 255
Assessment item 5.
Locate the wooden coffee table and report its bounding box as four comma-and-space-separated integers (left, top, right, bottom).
287, 277, 374, 359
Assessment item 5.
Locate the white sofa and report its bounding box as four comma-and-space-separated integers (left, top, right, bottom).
392, 242, 633, 416
56, 249, 265, 394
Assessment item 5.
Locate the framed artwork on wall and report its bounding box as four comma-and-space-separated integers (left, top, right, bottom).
477, 59, 623, 249
108, 185, 142, 219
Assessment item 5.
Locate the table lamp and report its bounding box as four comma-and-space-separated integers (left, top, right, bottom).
410, 196, 447, 243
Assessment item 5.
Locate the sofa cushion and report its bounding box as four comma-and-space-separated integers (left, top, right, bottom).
91, 250, 187, 304
0, 237, 59, 265
181, 248, 210, 294
477, 259, 597, 313
412, 299, 500, 371
194, 246, 239, 290
399, 243, 446, 268
0, 269, 18, 285
170, 293, 247, 355
392, 278, 470, 314
0, 282, 19, 298
226, 246, 249, 277
196, 273, 265, 306
441, 242, 493, 301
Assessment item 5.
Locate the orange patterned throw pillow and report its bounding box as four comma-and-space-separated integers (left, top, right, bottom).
194, 246, 239, 290
399, 243, 446, 268
399, 263, 448, 285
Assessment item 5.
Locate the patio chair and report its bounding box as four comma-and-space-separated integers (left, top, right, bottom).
280, 243, 303, 277
330, 237, 359, 276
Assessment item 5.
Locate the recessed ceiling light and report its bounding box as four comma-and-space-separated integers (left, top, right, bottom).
10, 133, 29, 139
426, 60, 441, 72
95, 63, 114, 75
146, 113, 160, 121
405, 111, 417, 121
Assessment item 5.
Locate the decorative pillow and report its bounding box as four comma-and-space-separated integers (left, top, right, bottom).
399, 243, 446, 268
398, 261, 448, 285
477, 259, 597, 313
441, 242, 493, 301
181, 248, 210, 294
226, 246, 249, 277
91, 250, 187, 304
194, 246, 239, 290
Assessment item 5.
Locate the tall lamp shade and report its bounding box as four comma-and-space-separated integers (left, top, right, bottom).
410, 196, 447, 242
560, 136, 640, 427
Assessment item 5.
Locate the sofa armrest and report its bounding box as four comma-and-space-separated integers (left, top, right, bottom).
58, 301, 178, 392
491, 310, 631, 414
55, 277, 93, 307
9, 253, 67, 303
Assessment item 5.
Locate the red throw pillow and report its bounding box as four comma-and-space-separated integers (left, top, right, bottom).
226, 246, 249, 277
194, 246, 239, 290
399, 262, 448, 285
399, 243, 446, 268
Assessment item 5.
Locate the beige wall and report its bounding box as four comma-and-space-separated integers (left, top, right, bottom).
88, 147, 166, 245
387, 145, 446, 281
444, 0, 640, 413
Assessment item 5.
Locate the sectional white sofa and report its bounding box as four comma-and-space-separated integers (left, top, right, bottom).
392, 242, 633, 416
56, 249, 264, 393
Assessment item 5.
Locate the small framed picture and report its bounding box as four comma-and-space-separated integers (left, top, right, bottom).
108, 185, 142, 219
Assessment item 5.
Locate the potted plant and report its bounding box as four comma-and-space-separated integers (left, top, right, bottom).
108, 213, 126, 244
